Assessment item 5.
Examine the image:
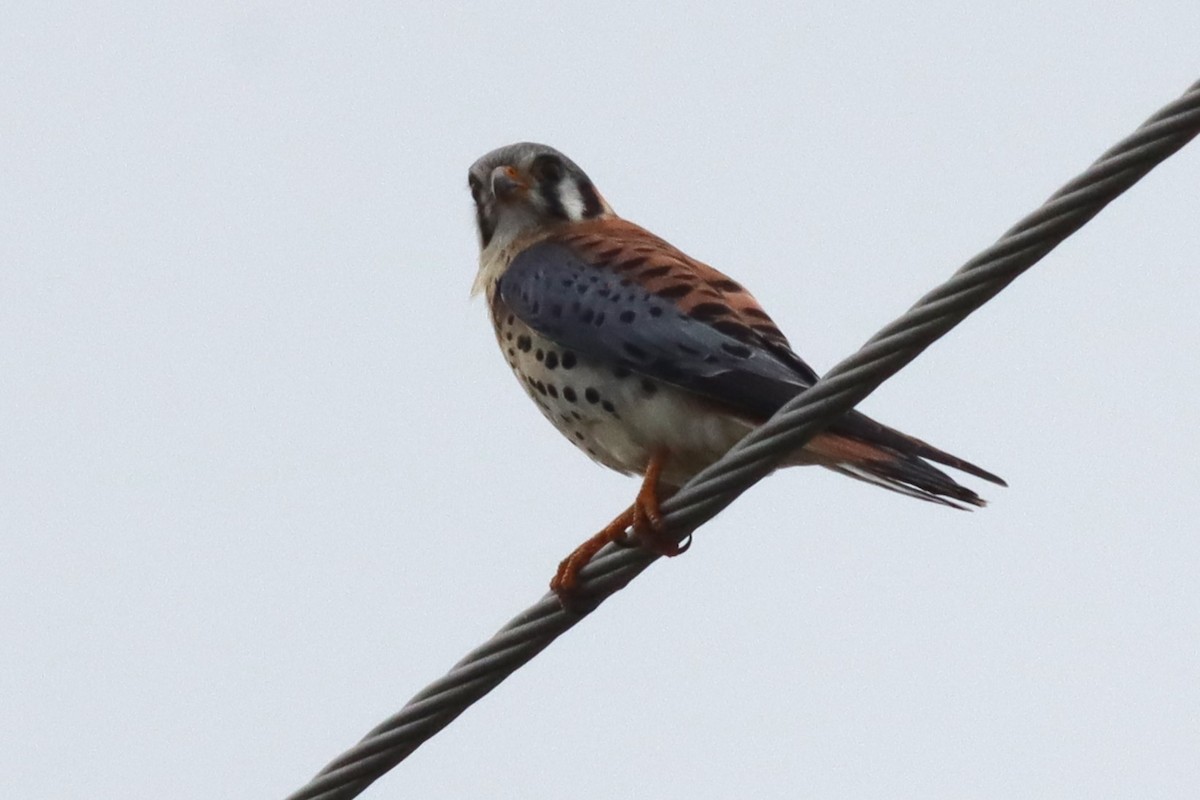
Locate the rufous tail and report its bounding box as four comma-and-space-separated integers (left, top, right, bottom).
806, 422, 1004, 510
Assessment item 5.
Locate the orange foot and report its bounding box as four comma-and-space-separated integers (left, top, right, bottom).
550, 449, 688, 605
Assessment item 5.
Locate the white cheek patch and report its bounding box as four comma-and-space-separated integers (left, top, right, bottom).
557, 180, 586, 221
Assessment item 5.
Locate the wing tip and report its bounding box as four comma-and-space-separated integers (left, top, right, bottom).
958, 462, 1007, 488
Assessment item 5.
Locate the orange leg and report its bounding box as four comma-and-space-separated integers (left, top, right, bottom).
549, 506, 635, 598
630, 448, 687, 557
550, 449, 687, 602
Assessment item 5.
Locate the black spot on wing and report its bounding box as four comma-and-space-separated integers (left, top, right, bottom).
710, 320, 755, 339
710, 278, 745, 293
688, 302, 729, 321
638, 264, 671, 279
613, 255, 649, 272
655, 284, 691, 300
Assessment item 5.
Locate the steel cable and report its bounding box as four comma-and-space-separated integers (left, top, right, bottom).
285, 78, 1200, 800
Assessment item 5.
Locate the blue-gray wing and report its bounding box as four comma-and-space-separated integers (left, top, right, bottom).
498, 241, 814, 420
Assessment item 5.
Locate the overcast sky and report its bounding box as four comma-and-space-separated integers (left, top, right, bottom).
3, 4, 1199, 799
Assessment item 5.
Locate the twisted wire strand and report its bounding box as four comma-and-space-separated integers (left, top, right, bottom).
286, 79, 1200, 800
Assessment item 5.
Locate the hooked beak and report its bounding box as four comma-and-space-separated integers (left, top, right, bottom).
490, 165, 528, 200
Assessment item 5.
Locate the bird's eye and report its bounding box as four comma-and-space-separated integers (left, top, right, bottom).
533, 156, 564, 183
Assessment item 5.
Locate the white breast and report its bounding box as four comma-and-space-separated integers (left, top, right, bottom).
490, 302, 755, 488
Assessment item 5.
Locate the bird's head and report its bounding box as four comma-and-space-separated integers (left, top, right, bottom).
468, 142, 613, 252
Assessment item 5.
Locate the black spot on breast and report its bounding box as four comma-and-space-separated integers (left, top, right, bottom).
562, 387, 577, 402
505, 331, 513, 341
601, 400, 616, 414
641, 379, 658, 395
506, 314, 514, 324
581, 308, 595, 324
649, 306, 663, 317
619, 310, 636, 323
535, 349, 544, 362
535, 381, 548, 396
574, 431, 585, 441
507, 348, 515, 357
562, 351, 577, 369
585, 388, 600, 404
544, 352, 559, 369
516, 335, 532, 352
547, 384, 558, 398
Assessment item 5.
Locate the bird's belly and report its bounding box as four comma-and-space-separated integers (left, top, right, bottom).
493, 313, 753, 487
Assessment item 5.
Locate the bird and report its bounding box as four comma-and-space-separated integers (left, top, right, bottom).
467, 142, 1005, 601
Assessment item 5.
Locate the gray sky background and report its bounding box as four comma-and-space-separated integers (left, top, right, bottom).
4, 4, 1199, 799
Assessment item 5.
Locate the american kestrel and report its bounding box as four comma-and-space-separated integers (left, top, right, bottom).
468, 142, 1004, 600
